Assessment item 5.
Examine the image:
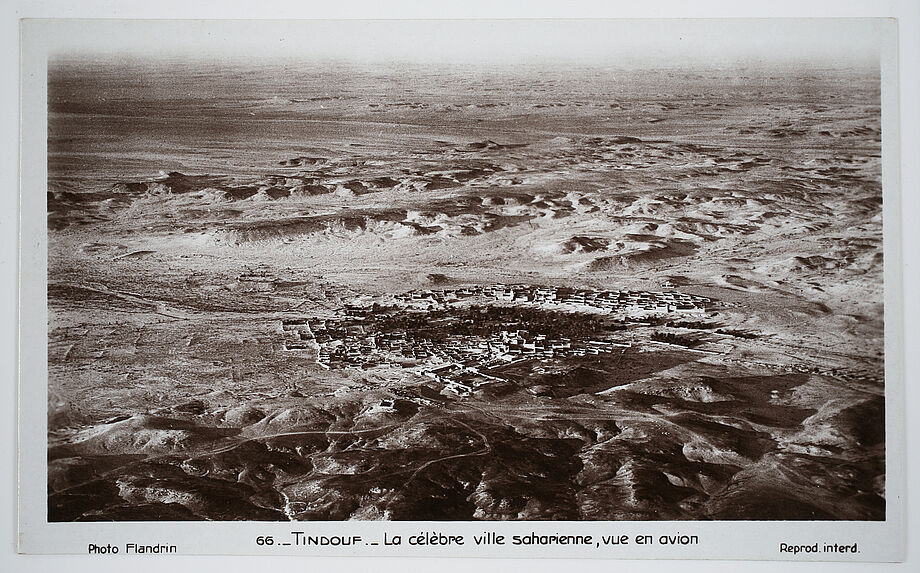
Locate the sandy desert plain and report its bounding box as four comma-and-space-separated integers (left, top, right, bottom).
44, 58, 886, 521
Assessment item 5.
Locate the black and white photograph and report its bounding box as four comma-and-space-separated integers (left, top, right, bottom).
13, 13, 912, 563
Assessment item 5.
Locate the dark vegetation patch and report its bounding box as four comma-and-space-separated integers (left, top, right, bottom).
359, 305, 587, 343
667, 320, 719, 330
651, 332, 704, 348
715, 328, 759, 339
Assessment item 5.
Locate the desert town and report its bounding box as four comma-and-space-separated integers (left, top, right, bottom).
385, 284, 710, 315
279, 284, 711, 395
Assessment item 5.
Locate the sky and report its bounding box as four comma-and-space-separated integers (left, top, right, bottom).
29, 19, 887, 68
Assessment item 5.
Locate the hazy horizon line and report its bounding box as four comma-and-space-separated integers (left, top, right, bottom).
32, 18, 886, 70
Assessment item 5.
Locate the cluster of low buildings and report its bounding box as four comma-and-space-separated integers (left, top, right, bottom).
281, 316, 436, 369
282, 312, 630, 396
423, 363, 504, 396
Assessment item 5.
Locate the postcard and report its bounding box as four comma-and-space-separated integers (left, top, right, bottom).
17, 18, 904, 561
